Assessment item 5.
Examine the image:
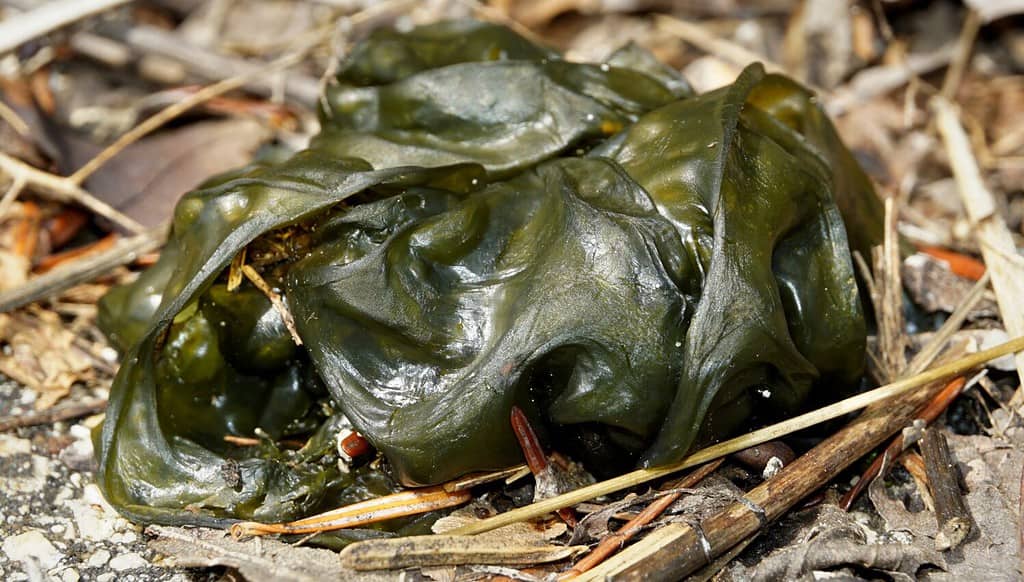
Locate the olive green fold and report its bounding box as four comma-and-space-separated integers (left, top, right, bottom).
96, 20, 882, 525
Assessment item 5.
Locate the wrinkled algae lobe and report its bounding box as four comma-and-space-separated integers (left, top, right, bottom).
95, 20, 883, 526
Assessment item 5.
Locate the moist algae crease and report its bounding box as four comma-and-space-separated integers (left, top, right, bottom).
96, 20, 883, 526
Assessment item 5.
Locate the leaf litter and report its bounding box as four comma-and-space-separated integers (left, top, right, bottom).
2, 0, 1024, 580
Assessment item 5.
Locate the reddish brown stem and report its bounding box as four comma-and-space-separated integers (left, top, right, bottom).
12, 200, 41, 260
839, 376, 966, 510
559, 458, 724, 580
918, 245, 986, 281
35, 233, 118, 273
510, 405, 577, 527
44, 207, 90, 250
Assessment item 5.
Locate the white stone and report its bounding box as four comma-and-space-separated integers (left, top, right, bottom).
86, 549, 110, 568
121, 531, 137, 545
0, 434, 31, 456
108, 552, 148, 571
2, 530, 64, 570
96, 573, 115, 582
65, 484, 129, 541
58, 567, 80, 582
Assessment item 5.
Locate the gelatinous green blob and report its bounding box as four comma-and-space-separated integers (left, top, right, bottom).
95, 20, 882, 526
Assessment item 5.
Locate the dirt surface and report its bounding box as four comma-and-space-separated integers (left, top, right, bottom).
0, 378, 194, 581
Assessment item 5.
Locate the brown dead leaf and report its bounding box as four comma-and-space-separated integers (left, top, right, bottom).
903, 253, 999, 319
0, 309, 94, 408
80, 118, 272, 227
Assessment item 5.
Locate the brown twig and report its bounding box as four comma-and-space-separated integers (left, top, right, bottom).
0, 399, 107, 431
447, 335, 1024, 538
1019, 463, 1024, 575
921, 428, 972, 550
0, 225, 167, 313
840, 376, 967, 510
0, 152, 145, 234
578, 372, 965, 580
559, 459, 723, 580
510, 405, 577, 527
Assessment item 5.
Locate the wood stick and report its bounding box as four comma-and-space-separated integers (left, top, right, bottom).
559, 459, 724, 579
921, 428, 972, 550
587, 374, 959, 580
0, 225, 166, 313
0, 399, 107, 431
840, 376, 967, 510
934, 97, 1024, 392
447, 335, 1024, 537
1019, 463, 1024, 576
0, 153, 145, 234
0, 0, 132, 55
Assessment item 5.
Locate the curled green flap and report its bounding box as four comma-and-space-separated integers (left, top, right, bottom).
96, 20, 881, 526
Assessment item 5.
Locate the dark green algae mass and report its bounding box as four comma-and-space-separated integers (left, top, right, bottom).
95, 20, 884, 526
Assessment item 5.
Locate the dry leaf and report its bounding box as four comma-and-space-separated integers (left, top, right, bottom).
903, 254, 999, 319
81, 118, 272, 227
0, 310, 94, 408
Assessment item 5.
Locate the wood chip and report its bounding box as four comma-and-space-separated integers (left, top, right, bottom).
339, 535, 586, 571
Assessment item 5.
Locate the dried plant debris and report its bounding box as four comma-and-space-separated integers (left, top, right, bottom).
3, 0, 1024, 580
734, 503, 945, 581
146, 525, 381, 582
864, 426, 1024, 581
79, 118, 274, 228
0, 309, 95, 409
903, 254, 998, 320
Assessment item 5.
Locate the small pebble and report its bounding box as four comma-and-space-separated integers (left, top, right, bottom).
2, 530, 64, 570
87, 549, 111, 568
109, 552, 149, 571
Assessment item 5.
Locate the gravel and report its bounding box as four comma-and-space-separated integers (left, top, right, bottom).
0, 378, 199, 581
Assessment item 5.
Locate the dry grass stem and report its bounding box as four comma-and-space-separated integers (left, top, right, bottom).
68, 51, 307, 185
0, 0, 132, 55
447, 334, 1024, 537
940, 9, 981, 99
906, 271, 991, 375
0, 174, 27, 218
655, 15, 790, 77
0, 99, 31, 136
0, 152, 144, 233
933, 96, 1024, 391
873, 196, 907, 381
240, 264, 302, 346
0, 225, 166, 313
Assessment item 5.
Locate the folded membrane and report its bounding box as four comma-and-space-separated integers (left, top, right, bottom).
96, 20, 882, 525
